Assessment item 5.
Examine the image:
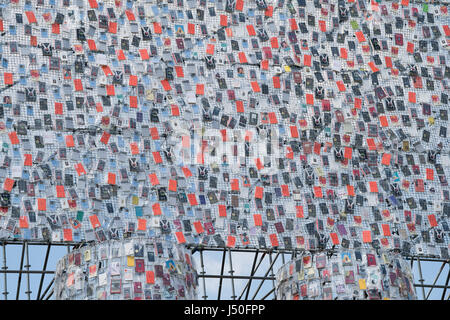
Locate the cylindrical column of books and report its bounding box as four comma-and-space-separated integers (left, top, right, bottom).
275, 250, 417, 300
53, 238, 198, 300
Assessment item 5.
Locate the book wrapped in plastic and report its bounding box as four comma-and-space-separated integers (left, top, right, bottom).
275, 249, 417, 300
53, 238, 198, 300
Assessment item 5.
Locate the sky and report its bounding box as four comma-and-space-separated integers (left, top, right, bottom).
0, 243, 448, 300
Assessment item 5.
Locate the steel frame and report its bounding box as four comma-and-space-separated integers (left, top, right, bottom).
1, 241, 449, 300
0, 241, 79, 300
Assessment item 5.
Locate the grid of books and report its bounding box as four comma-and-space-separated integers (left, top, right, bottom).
276, 249, 416, 300
0, 0, 449, 300
53, 238, 198, 300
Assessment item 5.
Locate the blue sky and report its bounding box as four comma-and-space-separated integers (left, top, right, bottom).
0, 245, 448, 300
193, 250, 450, 300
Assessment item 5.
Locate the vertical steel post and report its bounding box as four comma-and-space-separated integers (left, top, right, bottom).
228, 249, 236, 300
2, 242, 8, 300
416, 257, 426, 299
269, 252, 276, 299
199, 249, 207, 300
217, 249, 227, 300
24, 242, 31, 300
15, 243, 26, 300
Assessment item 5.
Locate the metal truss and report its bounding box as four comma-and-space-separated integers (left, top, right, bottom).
1, 241, 449, 300
0, 241, 79, 300
191, 247, 450, 300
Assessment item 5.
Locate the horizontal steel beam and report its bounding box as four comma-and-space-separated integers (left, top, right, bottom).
413, 284, 450, 289
0, 270, 54, 275
1, 241, 449, 302
186, 245, 302, 255
1, 241, 78, 247
1, 241, 449, 263
199, 274, 276, 281
403, 256, 450, 263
